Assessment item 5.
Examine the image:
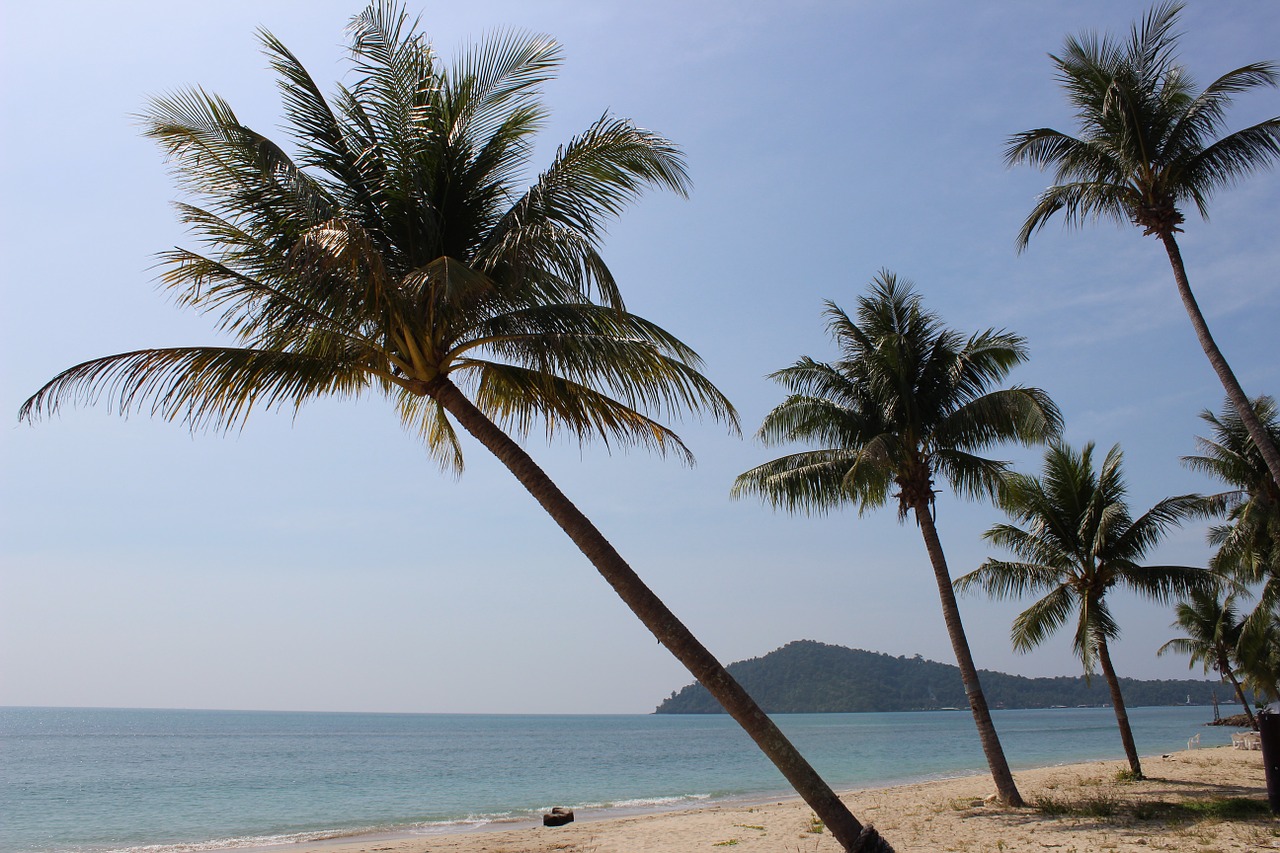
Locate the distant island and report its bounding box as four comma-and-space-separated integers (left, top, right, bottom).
654, 640, 1234, 714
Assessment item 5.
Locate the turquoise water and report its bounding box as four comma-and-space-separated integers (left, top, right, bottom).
1, 705, 1236, 852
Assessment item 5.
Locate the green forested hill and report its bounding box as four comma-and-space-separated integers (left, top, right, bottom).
654, 640, 1234, 714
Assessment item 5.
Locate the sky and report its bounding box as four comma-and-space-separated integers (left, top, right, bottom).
2, 0, 1278, 715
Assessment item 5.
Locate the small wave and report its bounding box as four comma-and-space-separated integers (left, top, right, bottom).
112, 827, 384, 853
99, 794, 725, 851
403, 813, 529, 835
82, 793, 732, 853
608, 794, 712, 809
398, 793, 719, 836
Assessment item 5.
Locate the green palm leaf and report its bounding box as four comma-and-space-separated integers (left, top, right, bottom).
736, 270, 1060, 520
1011, 584, 1077, 654
20, 346, 367, 431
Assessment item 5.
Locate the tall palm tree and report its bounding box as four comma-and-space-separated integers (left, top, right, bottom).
1184, 397, 1280, 626
956, 442, 1207, 778
1007, 1, 1280, 490
733, 272, 1063, 807
17, 5, 892, 850
1157, 589, 1256, 728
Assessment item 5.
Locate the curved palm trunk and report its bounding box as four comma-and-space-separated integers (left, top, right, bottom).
1160, 233, 1280, 491
427, 377, 893, 853
1095, 637, 1142, 777
1223, 667, 1258, 730
914, 502, 1025, 807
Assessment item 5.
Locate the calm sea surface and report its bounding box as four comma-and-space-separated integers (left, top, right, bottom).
1, 705, 1237, 852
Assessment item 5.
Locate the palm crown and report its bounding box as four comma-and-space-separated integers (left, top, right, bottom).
19, 2, 733, 467
1158, 589, 1256, 728
1007, 0, 1280, 245
957, 442, 1204, 670
1184, 398, 1280, 619
1186, 398, 1280, 528
1158, 589, 1244, 676
733, 271, 1061, 519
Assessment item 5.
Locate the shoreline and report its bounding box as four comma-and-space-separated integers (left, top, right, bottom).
253, 746, 1271, 853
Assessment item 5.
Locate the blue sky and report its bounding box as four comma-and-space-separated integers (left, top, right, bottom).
2, 1, 1277, 714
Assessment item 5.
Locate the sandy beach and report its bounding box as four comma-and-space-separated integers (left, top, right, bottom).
287, 745, 1274, 853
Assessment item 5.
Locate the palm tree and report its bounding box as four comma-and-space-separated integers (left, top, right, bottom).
1184, 397, 1280, 626
956, 442, 1207, 778
1007, 1, 1280, 490
17, 6, 892, 850
1157, 589, 1256, 728
1236, 606, 1280, 707
733, 272, 1063, 807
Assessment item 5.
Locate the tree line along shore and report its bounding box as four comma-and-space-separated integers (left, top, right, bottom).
655, 640, 1241, 715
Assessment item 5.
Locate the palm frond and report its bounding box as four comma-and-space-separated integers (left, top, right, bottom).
144, 88, 333, 237
452, 303, 737, 428
930, 449, 1008, 502
464, 360, 695, 463
1180, 119, 1280, 217
756, 389, 883, 449
1010, 584, 1076, 653
157, 245, 381, 355
950, 330, 1030, 395
1075, 596, 1120, 673
935, 387, 1063, 455
732, 449, 876, 514
1156, 637, 1201, 664
445, 28, 560, 154
397, 392, 465, 475
1116, 564, 1213, 605
1110, 493, 1201, 559
258, 29, 378, 206
478, 114, 689, 306
1166, 62, 1279, 157
1014, 181, 1134, 249
955, 559, 1064, 600
767, 356, 862, 405
983, 517, 1075, 571
19, 347, 367, 431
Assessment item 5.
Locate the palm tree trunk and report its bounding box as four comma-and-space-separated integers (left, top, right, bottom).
914, 502, 1025, 807
427, 377, 893, 853
1095, 637, 1143, 778
1160, 233, 1280, 491
1224, 667, 1258, 730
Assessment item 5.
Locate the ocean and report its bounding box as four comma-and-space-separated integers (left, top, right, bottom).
1, 705, 1238, 853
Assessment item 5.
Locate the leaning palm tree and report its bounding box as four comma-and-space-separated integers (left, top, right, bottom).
1184, 397, 1280, 627
17, 5, 892, 850
734, 272, 1063, 807
1007, 1, 1280, 490
1158, 589, 1256, 728
956, 442, 1207, 778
